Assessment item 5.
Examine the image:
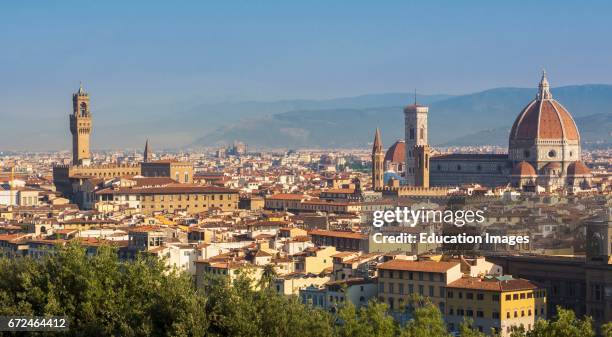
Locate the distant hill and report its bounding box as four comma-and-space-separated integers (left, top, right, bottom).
441, 113, 612, 148
193, 85, 612, 149
0, 92, 450, 151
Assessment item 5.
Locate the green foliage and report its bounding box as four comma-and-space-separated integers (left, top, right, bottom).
336, 301, 396, 337
0, 243, 207, 337
203, 272, 334, 337
0, 246, 605, 337
398, 298, 450, 337
523, 307, 595, 337
458, 319, 487, 337
601, 322, 612, 337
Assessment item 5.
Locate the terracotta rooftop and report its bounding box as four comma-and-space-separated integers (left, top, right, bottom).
448, 276, 540, 292
377, 259, 459, 273
308, 229, 367, 240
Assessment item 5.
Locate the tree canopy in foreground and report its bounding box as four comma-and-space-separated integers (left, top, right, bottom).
0, 244, 607, 337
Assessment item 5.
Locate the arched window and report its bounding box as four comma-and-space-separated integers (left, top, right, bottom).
80, 102, 87, 116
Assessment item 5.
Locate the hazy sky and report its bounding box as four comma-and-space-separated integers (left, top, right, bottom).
2, 1, 611, 100
1, 0, 611, 150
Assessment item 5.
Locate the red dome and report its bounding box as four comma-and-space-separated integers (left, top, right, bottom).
385, 140, 406, 163
512, 161, 537, 176
509, 73, 579, 142
567, 161, 591, 176
510, 100, 579, 141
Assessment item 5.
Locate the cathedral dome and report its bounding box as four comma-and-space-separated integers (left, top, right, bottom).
567, 161, 591, 176
509, 72, 580, 143
511, 161, 537, 176
385, 140, 406, 163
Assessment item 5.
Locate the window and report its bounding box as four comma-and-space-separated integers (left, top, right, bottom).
524, 150, 530, 158
548, 150, 556, 158
477, 310, 484, 318
429, 286, 434, 297
379, 282, 385, 293
466, 310, 473, 317
466, 293, 474, 300
513, 294, 519, 300
505, 294, 511, 301
492, 294, 500, 302
419, 285, 424, 295
429, 273, 434, 281
447, 291, 454, 298
492, 312, 500, 319
410, 128, 415, 140
477, 293, 484, 301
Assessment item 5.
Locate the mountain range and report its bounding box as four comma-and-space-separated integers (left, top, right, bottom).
193, 85, 612, 149
1, 85, 611, 151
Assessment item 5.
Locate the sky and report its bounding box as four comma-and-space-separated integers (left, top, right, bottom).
0, 1, 611, 150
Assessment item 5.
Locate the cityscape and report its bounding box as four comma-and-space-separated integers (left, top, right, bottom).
0, 1, 611, 336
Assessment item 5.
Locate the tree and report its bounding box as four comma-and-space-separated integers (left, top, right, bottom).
336, 300, 396, 337
258, 263, 278, 290
0, 243, 208, 337
509, 307, 595, 337
601, 322, 612, 337
398, 298, 450, 337
203, 270, 334, 337
458, 319, 488, 337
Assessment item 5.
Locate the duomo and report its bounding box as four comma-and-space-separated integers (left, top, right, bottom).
371, 72, 593, 193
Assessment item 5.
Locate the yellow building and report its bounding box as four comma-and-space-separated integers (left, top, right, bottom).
293, 246, 337, 274
194, 259, 263, 289
445, 276, 546, 336
377, 259, 462, 312
95, 184, 239, 215
141, 160, 194, 184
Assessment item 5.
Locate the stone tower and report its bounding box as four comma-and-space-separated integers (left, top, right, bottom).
414, 144, 430, 188
404, 101, 429, 186
143, 139, 151, 163
70, 83, 92, 166
372, 128, 385, 190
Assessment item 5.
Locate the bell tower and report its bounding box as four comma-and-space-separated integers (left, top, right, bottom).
404, 94, 429, 186
70, 83, 92, 166
371, 128, 385, 190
